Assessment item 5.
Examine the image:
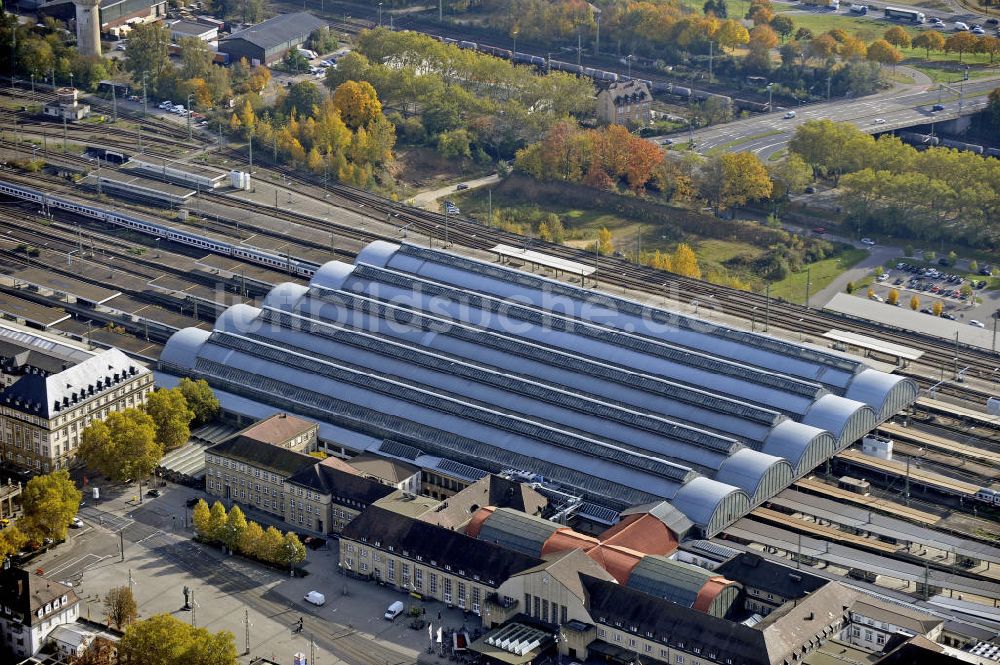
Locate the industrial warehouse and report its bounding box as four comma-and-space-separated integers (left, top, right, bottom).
160, 241, 918, 537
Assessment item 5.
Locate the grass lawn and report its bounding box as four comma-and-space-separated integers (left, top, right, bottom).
909, 63, 1000, 83
767, 247, 868, 303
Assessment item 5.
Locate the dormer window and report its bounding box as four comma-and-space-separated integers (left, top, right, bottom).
61, 595, 67, 604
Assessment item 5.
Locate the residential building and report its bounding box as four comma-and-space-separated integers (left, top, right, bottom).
218, 12, 327, 66
282, 459, 396, 535
0, 347, 152, 474
232, 413, 318, 453
0, 570, 79, 659
596, 79, 652, 126
847, 600, 944, 653
204, 436, 314, 518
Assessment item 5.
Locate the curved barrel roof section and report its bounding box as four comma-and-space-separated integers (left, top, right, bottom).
364, 241, 914, 414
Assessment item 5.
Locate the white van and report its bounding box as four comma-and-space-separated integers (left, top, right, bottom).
384, 600, 405, 620
304, 591, 326, 606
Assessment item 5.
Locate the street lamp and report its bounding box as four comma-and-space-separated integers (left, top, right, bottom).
187, 93, 194, 140
378, 2, 383, 26
512, 28, 519, 57
626, 54, 633, 78
767, 83, 774, 112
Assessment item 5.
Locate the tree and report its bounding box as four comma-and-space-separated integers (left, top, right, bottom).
222, 505, 248, 554
0, 526, 29, 558
702, 152, 773, 212
69, 636, 117, 665
808, 34, 839, 61
770, 15, 794, 42
597, 227, 613, 255
970, 260, 979, 273
308, 26, 339, 54
178, 378, 219, 427
883, 26, 911, 49
260, 526, 284, 563
103, 585, 138, 630
980, 36, 1000, 64
283, 80, 324, 118
324, 51, 370, 90
947, 250, 957, 266
672, 243, 702, 279
945, 32, 978, 61
192, 499, 211, 538
118, 614, 237, 665
904, 244, 914, 257
283, 49, 309, 73
144, 388, 193, 452
768, 153, 812, 202
846, 281, 855, 294
437, 128, 472, 159
123, 22, 172, 93
716, 19, 750, 52
874, 265, 884, 277
78, 410, 161, 484
239, 520, 265, 559
913, 31, 945, 58
332, 80, 383, 130
961, 283, 973, 298
704, 0, 728, 17
911, 295, 921, 311
178, 36, 213, 80
887, 288, 899, 305
747, 0, 774, 24
207, 501, 227, 543
795, 27, 814, 41
867, 287, 875, 299
838, 35, 868, 59
924, 250, 936, 262
932, 300, 943, 316
20, 470, 81, 543
867, 39, 902, 68
275, 531, 307, 573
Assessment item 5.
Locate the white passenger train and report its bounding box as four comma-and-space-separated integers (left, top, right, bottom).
0, 180, 321, 278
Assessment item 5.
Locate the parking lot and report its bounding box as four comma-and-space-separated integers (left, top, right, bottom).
864, 260, 993, 325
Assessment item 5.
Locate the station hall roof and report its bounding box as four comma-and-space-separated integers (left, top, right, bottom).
162, 242, 915, 536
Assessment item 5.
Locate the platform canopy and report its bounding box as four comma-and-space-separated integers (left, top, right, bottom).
491, 244, 595, 277
823, 329, 924, 362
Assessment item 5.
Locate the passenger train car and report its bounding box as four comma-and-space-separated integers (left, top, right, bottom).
976, 487, 1000, 506
0, 180, 320, 278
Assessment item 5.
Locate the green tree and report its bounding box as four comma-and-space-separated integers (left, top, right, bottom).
770, 15, 794, 42
913, 31, 945, 58
282, 49, 309, 73
961, 283, 973, 298
178, 378, 219, 427
702, 152, 773, 212
970, 260, 979, 273
222, 505, 248, 554
437, 128, 472, 159
78, 409, 161, 484
904, 244, 914, 257
946, 250, 957, 266
323, 51, 370, 91
846, 281, 855, 294
103, 585, 138, 630
207, 501, 227, 544
144, 388, 193, 452
308, 26, 339, 54
283, 80, 324, 118
178, 36, 213, 80
118, 614, 237, 665
192, 499, 211, 538
20, 470, 81, 543
883, 26, 911, 49
924, 250, 936, 262
597, 227, 613, 256
20, 37, 55, 79
768, 153, 812, 202
123, 22, 172, 93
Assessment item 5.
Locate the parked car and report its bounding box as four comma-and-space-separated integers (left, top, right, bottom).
860, 238, 876, 245
873, 118, 886, 124
920, 307, 933, 314
185, 496, 202, 507
970, 320, 985, 328
973, 26, 986, 35
932, 104, 945, 111
783, 111, 797, 119
804, 185, 816, 194
304, 591, 326, 606
70, 517, 84, 528
812, 227, 826, 234
146, 488, 162, 498
158, 100, 174, 110
953, 22, 970, 31
456, 183, 469, 190
942, 312, 957, 320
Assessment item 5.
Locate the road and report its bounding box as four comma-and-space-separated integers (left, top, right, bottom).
409, 173, 500, 211
668, 74, 1000, 159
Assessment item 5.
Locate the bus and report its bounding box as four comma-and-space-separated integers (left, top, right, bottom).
883, 6, 925, 22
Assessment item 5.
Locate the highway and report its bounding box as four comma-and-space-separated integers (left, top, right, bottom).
671, 75, 1000, 158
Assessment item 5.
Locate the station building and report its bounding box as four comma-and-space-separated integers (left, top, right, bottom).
0, 328, 152, 473
161, 242, 918, 538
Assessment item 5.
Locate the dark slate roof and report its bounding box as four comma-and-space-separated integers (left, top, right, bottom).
715, 552, 826, 600
209, 436, 315, 476
287, 463, 395, 507
581, 574, 770, 665
625, 556, 715, 608
0, 568, 78, 628
342, 506, 542, 587
875, 636, 970, 665
222, 12, 327, 50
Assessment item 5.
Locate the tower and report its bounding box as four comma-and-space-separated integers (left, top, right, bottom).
74, 0, 102, 57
